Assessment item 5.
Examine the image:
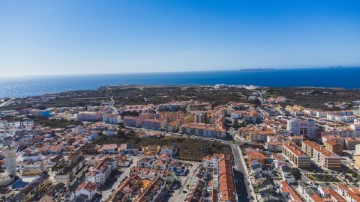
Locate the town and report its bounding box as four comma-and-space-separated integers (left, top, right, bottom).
1, 85, 360, 202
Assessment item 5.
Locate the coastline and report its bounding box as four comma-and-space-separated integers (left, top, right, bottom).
0, 67, 360, 98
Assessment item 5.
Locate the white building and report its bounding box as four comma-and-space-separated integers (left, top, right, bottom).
77, 112, 103, 122
287, 118, 317, 139
75, 181, 97, 201
85, 157, 116, 187
103, 114, 121, 124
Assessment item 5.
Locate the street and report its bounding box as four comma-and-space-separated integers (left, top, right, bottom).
231, 144, 257, 202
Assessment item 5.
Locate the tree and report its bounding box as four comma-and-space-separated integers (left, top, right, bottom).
232, 119, 239, 129
291, 168, 302, 180
352, 171, 358, 178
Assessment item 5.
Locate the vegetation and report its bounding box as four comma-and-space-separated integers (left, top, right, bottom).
51, 162, 66, 172
291, 168, 302, 180
92, 131, 232, 161
32, 116, 82, 128
306, 174, 340, 182
120, 111, 140, 117
265, 87, 360, 110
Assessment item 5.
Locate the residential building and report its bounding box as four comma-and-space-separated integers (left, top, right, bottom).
75, 182, 97, 201
344, 138, 360, 150
279, 181, 302, 202
302, 140, 341, 170
180, 123, 226, 139
287, 118, 317, 139
325, 140, 343, 156
282, 143, 311, 168
98, 144, 117, 154
102, 114, 121, 124
54, 156, 86, 187
337, 184, 360, 202
86, 157, 116, 187
247, 130, 276, 142
77, 112, 103, 122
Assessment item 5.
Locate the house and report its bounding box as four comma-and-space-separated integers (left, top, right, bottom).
114, 155, 131, 167
136, 177, 166, 202
280, 165, 295, 184
47, 145, 64, 154
279, 181, 302, 202
297, 182, 323, 202
86, 157, 116, 187
202, 153, 226, 169
218, 156, 236, 202
160, 146, 176, 156
168, 161, 187, 176
137, 157, 154, 168
246, 150, 268, 165
250, 161, 262, 175
119, 144, 134, 155
144, 151, 157, 159
85, 133, 98, 142
248, 130, 276, 142
98, 144, 117, 154
75, 182, 97, 201
158, 153, 172, 162
265, 142, 283, 152
152, 159, 168, 171
19, 148, 42, 162
337, 184, 360, 202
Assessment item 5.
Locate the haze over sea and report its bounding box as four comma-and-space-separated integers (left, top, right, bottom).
1, 67, 360, 98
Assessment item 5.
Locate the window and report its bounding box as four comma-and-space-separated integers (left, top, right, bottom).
300, 128, 307, 135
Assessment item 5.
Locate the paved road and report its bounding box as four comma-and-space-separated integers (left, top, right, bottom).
231, 144, 257, 202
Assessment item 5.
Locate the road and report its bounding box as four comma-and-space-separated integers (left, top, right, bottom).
0, 99, 13, 107
231, 144, 257, 202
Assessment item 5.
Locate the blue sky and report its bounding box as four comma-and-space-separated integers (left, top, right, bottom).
0, 0, 360, 76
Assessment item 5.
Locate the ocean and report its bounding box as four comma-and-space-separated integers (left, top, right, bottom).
0, 67, 360, 98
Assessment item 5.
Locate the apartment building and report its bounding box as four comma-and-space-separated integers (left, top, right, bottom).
86, 157, 116, 187
54, 156, 86, 187
282, 143, 311, 168
180, 123, 226, 139
302, 140, 341, 170
102, 114, 121, 124
337, 184, 360, 202
287, 118, 317, 139
218, 157, 236, 202
344, 138, 360, 150
325, 140, 343, 156
247, 130, 276, 142
77, 112, 103, 122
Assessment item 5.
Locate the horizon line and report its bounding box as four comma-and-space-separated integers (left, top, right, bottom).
1, 65, 360, 79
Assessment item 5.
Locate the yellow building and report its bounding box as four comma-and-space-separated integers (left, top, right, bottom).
355, 155, 360, 167
325, 140, 343, 156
